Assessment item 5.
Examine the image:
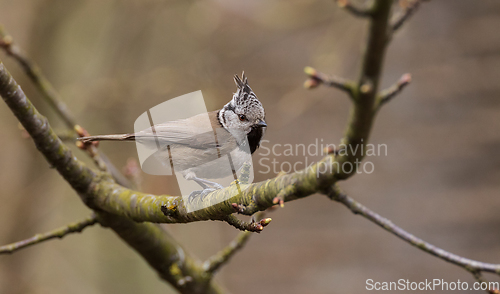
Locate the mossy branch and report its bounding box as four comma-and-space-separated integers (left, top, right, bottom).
96, 212, 223, 294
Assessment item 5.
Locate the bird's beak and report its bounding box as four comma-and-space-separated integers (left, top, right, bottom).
256, 119, 267, 128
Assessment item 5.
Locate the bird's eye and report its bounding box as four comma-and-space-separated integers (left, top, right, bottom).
238, 114, 246, 121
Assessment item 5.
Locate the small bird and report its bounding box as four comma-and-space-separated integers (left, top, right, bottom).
79, 72, 267, 200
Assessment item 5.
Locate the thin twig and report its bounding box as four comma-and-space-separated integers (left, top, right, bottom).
56, 130, 78, 142
203, 231, 251, 273
205, 211, 267, 273
0, 214, 98, 254
375, 73, 411, 110
335, 0, 373, 17
222, 214, 272, 232
0, 25, 76, 128
304, 66, 356, 98
0, 28, 107, 172
391, 0, 426, 32
204, 215, 266, 274
0, 25, 132, 186
327, 186, 500, 275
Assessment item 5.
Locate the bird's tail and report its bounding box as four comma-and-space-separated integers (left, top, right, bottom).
77, 134, 135, 143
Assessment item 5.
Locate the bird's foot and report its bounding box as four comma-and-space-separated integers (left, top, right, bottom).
211, 182, 224, 190
188, 188, 217, 203
191, 176, 224, 190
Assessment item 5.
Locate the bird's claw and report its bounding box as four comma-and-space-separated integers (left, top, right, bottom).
188, 188, 217, 203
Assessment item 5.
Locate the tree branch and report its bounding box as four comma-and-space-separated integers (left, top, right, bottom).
204, 212, 267, 274
331, 0, 393, 180
96, 212, 223, 294
0, 214, 98, 254
375, 73, 411, 110
391, 0, 427, 32
203, 231, 251, 274
326, 185, 500, 277
0, 25, 131, 186
304, 66, 356, 98
221, 214, 271, 232
203, 212, 265, 274
0, 61, 97, 193
0, 25, 76, 128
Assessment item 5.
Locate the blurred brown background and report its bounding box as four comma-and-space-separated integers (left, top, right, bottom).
1, 0, 500, 293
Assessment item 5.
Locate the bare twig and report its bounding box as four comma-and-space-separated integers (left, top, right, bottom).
222, 214, 272, 232
391, 0, 426, 32
203, 231, 251, 274
304, 66, 356, 98
375, 73, 411, 110
56, 130, 78, 142
327, 186, 500, 276
0, 214, 98, 254
0, 25, 76, 128
335, 0, 373, 17
73, 124, 109, 172
0, 25, 132, 186
203, 213, 266, 274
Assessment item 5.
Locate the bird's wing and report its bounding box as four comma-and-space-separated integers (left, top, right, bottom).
134, 112, 234, 150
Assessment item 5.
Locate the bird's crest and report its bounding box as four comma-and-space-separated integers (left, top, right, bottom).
232, 71, 256, 103
233, 71, 248, 89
